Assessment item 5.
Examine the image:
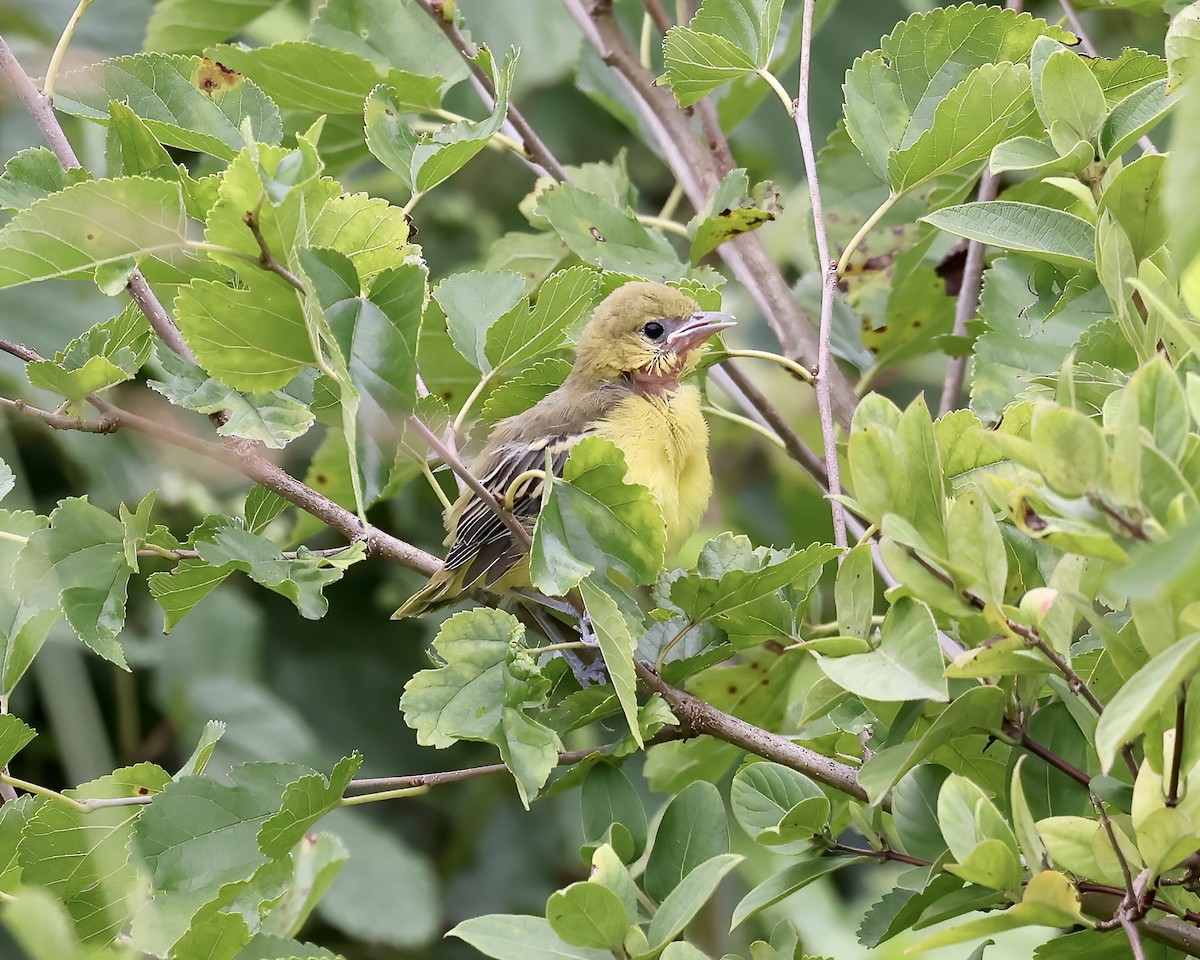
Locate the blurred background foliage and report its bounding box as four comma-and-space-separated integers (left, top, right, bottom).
0, 0, 1183, 957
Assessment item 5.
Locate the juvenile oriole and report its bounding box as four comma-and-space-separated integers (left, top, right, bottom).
394, 280, 734, 618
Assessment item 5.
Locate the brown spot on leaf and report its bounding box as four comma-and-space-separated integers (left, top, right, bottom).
193, 58, 241, 96
727, 685, 738, 695
589, 226, 605, 242
137, 786, 150, 796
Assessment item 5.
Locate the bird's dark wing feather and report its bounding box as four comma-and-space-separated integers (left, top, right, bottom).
444, 429, 593, 577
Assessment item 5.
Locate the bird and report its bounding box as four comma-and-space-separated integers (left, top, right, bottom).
393, 280, 735, 619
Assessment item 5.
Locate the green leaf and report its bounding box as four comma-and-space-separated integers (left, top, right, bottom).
1097, 154, 1168, 263
144, 0, 287, 53
661, 29, 758, 109
484, 266, 599, 374
730, 761, 829, 844
257, 754, 363, 857
1100, 79, 1174, 161
1095, 632, 1200, 771
135, 763, 309, 897
0, 510, 55, 695
1031, 406, 1107, 498
581, 765, 648, 863
310, 0, 471, 86
13, 497, 134, 667
176, 720, 226, 779
1167, 78, 1200, 270
836, 542, 875, 641
661, 0, 783, 106
687, 168, 779, 262
889, 63, 1039, 194
531, 436, 666, 596
0, 147, 89, 212
3, 888, 95, 960
54, 54, 283, 159
433, 270, 528, 373
210, 41, 439, 114
908, 870, 1087, 951
647, 854, 743, 949
644, 781, 729, 902
731, 856, 866, 929
0, 715, 35, 769
670, 542, 840, 625
857, 685, 1007, 804
921, 202, 1096, 270
0, 176, 190, 289
481, 358, 572, 421
989, 137, 1093, 176
449, 914, 612, 960
400, 609, 561, 805
1167, 1, 1200, 92
973, 261, 1112, 422
20, 765, 169, 945
534, 183, 689, 283
365, 47, 516, 194
817, 598, 947, 702
579, 578, 642, 747
546, 882, 629, 950
175, 275, 312, 393
149, 350, 314, 449
946, 487, 1007, 604
1037, 48, 1108, 144
195, 528, 364, 619
842, 5, 1071, 179
892, 766, 949, 861
26, 304, 152, 405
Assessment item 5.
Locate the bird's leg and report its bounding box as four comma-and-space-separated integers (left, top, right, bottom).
511, 588, 579, 618
514, 599, 609, 687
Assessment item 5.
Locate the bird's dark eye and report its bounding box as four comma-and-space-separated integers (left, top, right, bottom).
642, 321, 665, 340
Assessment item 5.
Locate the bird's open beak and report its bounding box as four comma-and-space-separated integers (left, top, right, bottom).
666, 311, 736, 357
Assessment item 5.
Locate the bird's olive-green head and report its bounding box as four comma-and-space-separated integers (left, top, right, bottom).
568, 281, 735, 395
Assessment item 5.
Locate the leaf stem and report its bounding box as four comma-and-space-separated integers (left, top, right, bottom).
635, 213, 690, 237
759, 69, 795, 117
0, 774, 89, 813
836, 193, 898, 277
712, 348, 814, 384
639, 12, 654, 70
452, 371, 497, 440
42, 0, 95, 101
701, 404, 787, 450
420, 460, 456, 514
338, 786, 428, 806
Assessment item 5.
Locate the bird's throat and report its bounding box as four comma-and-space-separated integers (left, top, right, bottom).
628, 363, 682, 398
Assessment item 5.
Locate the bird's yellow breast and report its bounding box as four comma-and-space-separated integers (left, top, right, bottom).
596, 384, 712, 554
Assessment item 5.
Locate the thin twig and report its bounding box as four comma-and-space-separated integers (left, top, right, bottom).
0, 30, 196, 362
245, 198, 305, 291
792, 0, 845, 548
407, 415, 533, 549
1002, 718, 1090, 786
830, 841, 931, 868
938, 170, 999, 415
1168, 688, 1187, 808
411, 0, 571, 182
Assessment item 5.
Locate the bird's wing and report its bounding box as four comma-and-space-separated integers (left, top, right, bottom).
444, 428, 595, 579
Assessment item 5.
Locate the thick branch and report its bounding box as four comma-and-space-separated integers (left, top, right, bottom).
635, 661, 875, 805
0, 340, 440, 576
